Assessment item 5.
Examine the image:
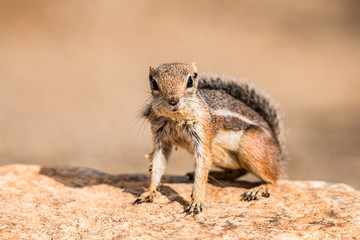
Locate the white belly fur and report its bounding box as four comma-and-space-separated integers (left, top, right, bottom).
211, 130, 244, 169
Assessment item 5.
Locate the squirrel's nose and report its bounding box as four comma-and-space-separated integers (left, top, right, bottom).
168, 99, 179, 106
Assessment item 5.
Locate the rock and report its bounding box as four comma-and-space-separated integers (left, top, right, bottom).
0, 164, 359, 239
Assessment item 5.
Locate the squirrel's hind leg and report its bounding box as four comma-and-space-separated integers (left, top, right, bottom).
237, 126, 282, 201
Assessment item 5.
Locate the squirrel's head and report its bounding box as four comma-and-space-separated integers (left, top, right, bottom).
148, 63, 199, 118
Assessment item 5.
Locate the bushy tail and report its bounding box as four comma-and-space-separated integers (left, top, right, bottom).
198, 74, 285, 157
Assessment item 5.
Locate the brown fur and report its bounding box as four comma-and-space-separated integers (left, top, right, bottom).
135, 63, 285, 214
238, 126, 281, 183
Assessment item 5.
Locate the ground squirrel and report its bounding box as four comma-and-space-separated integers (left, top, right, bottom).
134, 62, 285, 215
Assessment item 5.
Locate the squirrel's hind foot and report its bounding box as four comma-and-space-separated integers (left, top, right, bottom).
241, 187, 271, 201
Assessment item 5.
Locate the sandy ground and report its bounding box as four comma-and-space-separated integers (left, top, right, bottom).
0, 1, 359, 188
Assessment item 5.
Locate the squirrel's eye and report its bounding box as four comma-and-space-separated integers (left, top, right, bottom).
151, 79, 159, 91
187, 76, 193, 88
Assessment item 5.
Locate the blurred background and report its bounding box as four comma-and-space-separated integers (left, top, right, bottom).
1, 0, 359, 188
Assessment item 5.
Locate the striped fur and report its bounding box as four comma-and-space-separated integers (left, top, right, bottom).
198, 74, 285, 158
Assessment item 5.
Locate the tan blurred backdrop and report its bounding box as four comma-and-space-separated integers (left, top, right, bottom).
1, 0, 359, 188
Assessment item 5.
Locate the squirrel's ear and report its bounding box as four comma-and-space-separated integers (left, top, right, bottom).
149, 65, 155, 76
191, 62, 198, 73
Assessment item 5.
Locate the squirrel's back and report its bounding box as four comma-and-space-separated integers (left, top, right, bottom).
198, 73, 285, 158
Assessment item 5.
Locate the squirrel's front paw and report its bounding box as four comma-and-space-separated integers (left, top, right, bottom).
184, 199, 203, 215
133, 191, 155, 205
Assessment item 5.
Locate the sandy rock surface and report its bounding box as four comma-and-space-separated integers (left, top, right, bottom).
0, 164, 359, 239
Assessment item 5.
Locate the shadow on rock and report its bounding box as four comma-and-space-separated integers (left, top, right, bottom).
40, 165, 262, 207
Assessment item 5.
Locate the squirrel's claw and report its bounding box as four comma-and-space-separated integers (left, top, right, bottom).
133, 191, 155, 205
242, 191, 259, 201
184, 199, 203, 215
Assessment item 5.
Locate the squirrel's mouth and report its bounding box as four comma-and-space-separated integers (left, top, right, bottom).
171, 107, 179, 112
